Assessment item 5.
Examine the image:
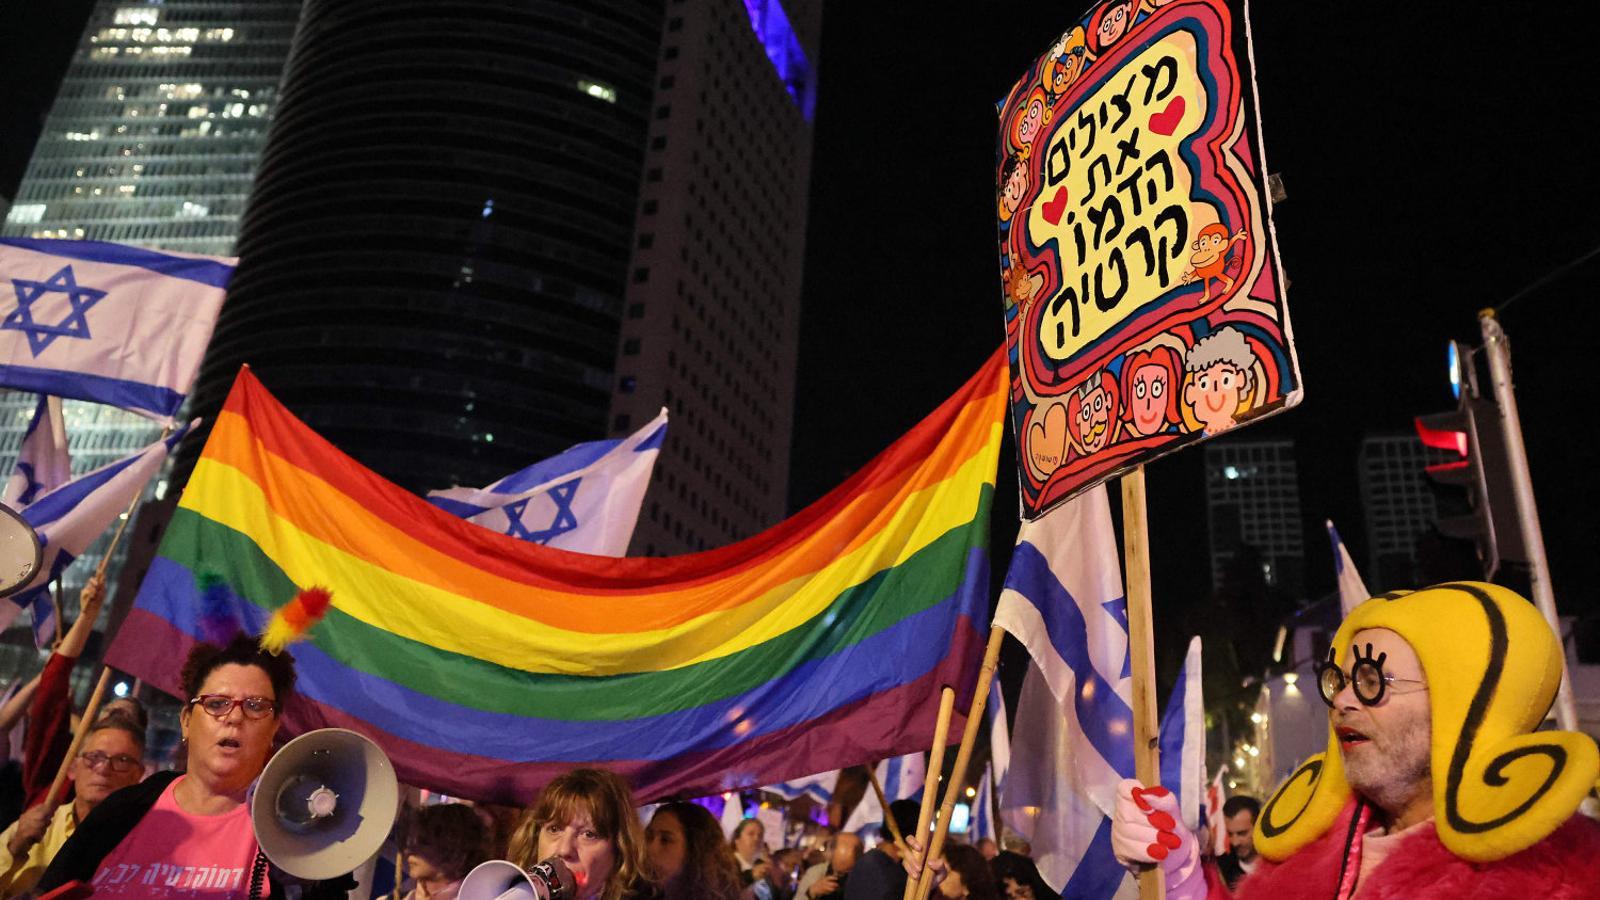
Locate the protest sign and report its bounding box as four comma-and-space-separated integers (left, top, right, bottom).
997, 0, 1300, 518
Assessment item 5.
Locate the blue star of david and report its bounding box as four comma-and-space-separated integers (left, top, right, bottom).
13, 461, 44, 507
3, 265, 108, 357
1102, 597, 1133, 679
502, 478, 582, 544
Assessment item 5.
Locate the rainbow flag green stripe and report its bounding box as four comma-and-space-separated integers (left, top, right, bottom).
110, 351, 1006, 801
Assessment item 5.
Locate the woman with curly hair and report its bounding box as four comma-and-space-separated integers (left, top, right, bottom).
644, 801, 742, 900
934, 843, 1000, 900
403, 803, 489, 899
507, 768, 657, 900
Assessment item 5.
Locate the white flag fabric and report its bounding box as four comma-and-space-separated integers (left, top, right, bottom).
2, 394, 71, 508
1326, 520, 1371, 617
0, 238, 232, 422
721, 792, 747, 840
1001, 664, 1137, 899
989, 677, 1011, 793
1157, 636, 1206, 830
1205, 766, 1229, 857
843, 752, 925, 836
427, 409, 666, 556
971, 762, 997, 843
762, 769, 839, 804
4, 423, 191, 643
993, 484, 1135, 898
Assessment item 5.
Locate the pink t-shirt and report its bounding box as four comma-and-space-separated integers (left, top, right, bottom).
89, 776, 265, 897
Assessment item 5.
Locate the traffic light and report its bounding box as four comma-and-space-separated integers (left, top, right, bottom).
1415, 394, 1524, 578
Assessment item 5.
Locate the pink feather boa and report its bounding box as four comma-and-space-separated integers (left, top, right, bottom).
1214, 800, 1600, 900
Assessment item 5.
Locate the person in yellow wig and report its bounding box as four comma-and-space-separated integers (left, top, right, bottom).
1109, 582, 1600, 899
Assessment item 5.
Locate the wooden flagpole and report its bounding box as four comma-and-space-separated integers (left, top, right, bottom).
865, 763, 907, 851
902, 686, 956, 900
911, 627, 1004, 900
1120, 467, 1163, 900
42, 668, 112, 810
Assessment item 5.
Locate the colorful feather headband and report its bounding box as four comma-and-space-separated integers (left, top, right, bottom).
260, 585, 333, 654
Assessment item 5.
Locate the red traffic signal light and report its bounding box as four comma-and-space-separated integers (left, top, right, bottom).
1414, 398, 1524, 577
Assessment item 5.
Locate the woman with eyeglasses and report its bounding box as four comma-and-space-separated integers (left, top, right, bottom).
35, 632, 311, 898
0, 717, 145, 895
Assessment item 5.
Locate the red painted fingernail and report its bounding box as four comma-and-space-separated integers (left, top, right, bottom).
1145, 786, 1171, 798
1158, 830, 1182, 850
1131, 788, 1152, 812
1148, 811, 1175, 830
1147, 843, 1169, 860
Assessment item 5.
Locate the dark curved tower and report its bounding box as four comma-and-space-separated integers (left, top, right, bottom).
182, 0, 663, 491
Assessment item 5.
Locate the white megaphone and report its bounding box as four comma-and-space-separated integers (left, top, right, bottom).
0, 503, 42, 600
458, 857, 578, 900
251, 728, 400, 880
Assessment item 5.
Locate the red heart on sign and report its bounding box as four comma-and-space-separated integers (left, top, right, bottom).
1042, 186, 1070, 226
1148, 95, 1185, 136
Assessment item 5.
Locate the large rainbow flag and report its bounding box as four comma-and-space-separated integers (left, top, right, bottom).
109, 351, 1007, 802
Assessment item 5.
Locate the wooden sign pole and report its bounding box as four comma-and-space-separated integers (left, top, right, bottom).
1120, 467, 1163, 900
902, 686, 956, 900
911, 627, 1004, 900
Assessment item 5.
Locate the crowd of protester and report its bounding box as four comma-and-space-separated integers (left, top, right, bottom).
0, 586, 1269, 900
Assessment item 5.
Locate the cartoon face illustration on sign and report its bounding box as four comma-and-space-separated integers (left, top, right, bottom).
1043, 27, 1090, 101
1091, 0, 1139, 53
1010, 87, 1050, 153
998, 153, 1029, 223
1067, 370, 1120, 455
1182, 328, 1257, 435
1180, 223, 1249, 303
1120, 344, 1183, 437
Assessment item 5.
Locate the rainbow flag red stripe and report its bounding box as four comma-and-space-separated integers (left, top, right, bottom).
110, 351, 1006, 802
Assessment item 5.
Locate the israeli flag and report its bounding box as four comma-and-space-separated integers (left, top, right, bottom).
3, 423, 191, 644
971, 762, 997, 842
843, 752, 925, 837
994, 484, 1135, 898
989, 677, 1011, 792
0, 238, 233, 422
762, 769, 839, 804
1326, 520, 1372, 616
1158, 636, 1206, 831
2, 394, 71, 508
428, 409, 667, 557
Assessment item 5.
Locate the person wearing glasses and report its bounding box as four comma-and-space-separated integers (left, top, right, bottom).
35, 632, 302, 897
1107, 583, 1600, 899
0, 716, 144, 894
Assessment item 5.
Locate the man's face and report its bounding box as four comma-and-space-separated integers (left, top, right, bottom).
830, 833, 862, 873
1225, 809, 1256, 861
1330, 628, 1432, 814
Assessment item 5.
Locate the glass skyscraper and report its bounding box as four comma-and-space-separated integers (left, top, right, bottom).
181, 0, 665, 493
0, 0, 300, 254
1, 0, 298, 651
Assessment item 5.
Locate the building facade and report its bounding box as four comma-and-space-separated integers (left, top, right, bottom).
178, 0, 672, 495
607, 0, 820, 555
1204, 438, 1305, 594
1, 0, 298, 647
1358, 433, 1444, 591
0, 0, 299, 255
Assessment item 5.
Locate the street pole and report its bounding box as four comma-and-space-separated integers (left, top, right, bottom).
1477, 309, 1580, 733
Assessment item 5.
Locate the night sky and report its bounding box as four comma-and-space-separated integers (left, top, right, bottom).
4, 2, 1597, 639
793, 1, 1600, 641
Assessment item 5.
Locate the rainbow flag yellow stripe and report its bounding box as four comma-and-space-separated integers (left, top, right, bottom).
110, 351, 1006, 802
